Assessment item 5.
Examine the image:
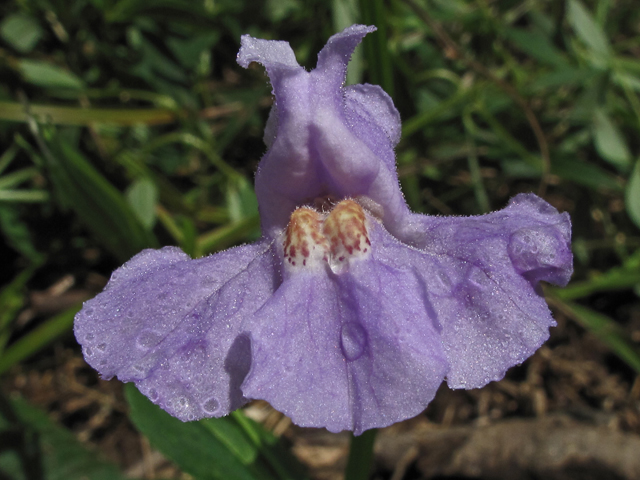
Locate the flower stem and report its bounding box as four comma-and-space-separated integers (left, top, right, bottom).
344, 428, 377, 480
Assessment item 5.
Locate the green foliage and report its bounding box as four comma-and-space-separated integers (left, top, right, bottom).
0, 396, 135, 480
0, 13, 43, 53
126, 384, 308, 480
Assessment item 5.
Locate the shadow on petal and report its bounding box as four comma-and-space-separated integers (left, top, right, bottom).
224, 333, 253, 409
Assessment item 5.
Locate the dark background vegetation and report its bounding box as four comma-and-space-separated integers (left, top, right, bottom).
1, 0, 640, 479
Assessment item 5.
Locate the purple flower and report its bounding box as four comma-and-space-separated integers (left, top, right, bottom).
74, 25, 573, 434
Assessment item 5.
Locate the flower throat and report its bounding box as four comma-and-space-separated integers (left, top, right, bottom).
283, 199, 371, 274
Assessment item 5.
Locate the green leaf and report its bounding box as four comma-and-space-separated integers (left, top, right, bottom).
18, 60, 84, 90
567, 0, 611, 62
0, 265, 40, 354
226, 176, 259, 223
0, 13, 43, 53
504, 27, 568, 67
125, 384, 307, 480
126, 177, 158, 229
551, 298, 640, 374
551, 156, 623, 191
0, 396, 134, 480
38, 132, 158, 261
613, 70, 640, 93
196, 214, 260, 256
551, 258, 640, 301
529, 67, 596, 91
0, 205, 43, 261
166, 32, 220, 70
0, 305, 79, 375
626, 159, 640, 229
129, 35, 188, 85
592, 107, 632, 171
266, 0, 301, 22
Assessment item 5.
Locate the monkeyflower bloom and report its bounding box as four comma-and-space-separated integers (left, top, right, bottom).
74, 25, 572, 435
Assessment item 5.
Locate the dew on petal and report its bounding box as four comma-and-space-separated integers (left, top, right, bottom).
203, 398, 219, 413
85, 333, 95, 342
84, 307, 94, 316
148, 389, 159, 401
84, 346, 93, 357
137, 331, 162, 350
96, 343, 107, 352
436, 270, 451, 290
340, 323, 367, 361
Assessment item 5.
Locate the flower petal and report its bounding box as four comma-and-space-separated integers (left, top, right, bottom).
388, 194, 572, 389
344, 83, 402, 150
242, 225, 447, 434
238, 25, 412, 239
74, 240, 277, 420
314, 25, 376, 94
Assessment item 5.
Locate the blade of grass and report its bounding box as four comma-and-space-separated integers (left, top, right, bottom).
333, 0, 363, 85
0, 167, 42, 190
0, 265, 40, 354
548, 296, 640, 374
360, 0, 393, 96
0, 190, 49, 202
196, 214, 260, 256
23, 110, 158, 260
126, 384, 295, 480
0, 304, 80, 375
230, 411, 308, 480
0, 143, 20, 175
0, 102, 177, 126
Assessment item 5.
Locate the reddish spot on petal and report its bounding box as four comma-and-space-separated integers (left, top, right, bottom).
323, 200, 371, 266
282, 199, 372, 273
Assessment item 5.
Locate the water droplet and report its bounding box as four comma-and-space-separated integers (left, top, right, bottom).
469, 268, 490, 290
437, 271, 451, 289
84, 307, 94, 316
148, 389, 159, 401
85, 333, 95, 342
137, 331, 162, 349
203, 398, 219, 413
340, 323, 367, 361
96, 343, 107, 352
177, 396, 187, 408
84, 347, 93, 357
